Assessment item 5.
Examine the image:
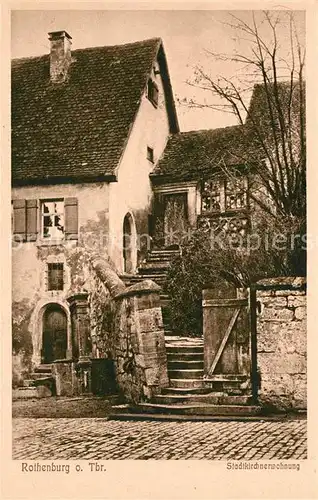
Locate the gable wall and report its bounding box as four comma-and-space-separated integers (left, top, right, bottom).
108, 60, 171, 272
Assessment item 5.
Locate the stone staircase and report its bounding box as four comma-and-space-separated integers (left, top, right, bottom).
115, 249, 262, 419
111, 337, 261, 420
121, 248, 179, 335
13, 364, 55, 399
121, 248, 179, 287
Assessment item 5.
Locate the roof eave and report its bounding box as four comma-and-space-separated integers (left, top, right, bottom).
157, 43, 179, 134
12, 173, 117, 187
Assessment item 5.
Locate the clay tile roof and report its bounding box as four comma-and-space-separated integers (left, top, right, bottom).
152, 125, 251, 183
152, 80, 305, 184
12, 37, 178, 185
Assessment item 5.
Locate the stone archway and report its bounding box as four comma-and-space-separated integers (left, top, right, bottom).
42, 304, 68, 363
123, 213, 137, 273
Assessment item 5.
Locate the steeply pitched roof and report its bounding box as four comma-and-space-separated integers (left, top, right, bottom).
246, 80, 305, 130
152, 80, 305, 184
152, 125, 251, 183
12, 38, 179, 185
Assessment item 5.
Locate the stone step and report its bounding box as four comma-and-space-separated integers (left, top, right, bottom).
30, 372, 53, 381
169, 378, 207, 389
138, 267, 168, 276
128, 402, 262, 417
108, 412, 273, 422
160, 297, 171, 307
149, 250, 180, 257
160, 294, 170, 300
164, 332, 183, 338
168, 369, 204, 379
12, 387, 38, 399
137, 273, 166, 282
161, 386, 212, 395
23, 379, 33, 387
33, 364, 53, 373
205, 374, 247, 382
152, 393, 252, 405
166, 352, 204, 361
120, 274, 142, 282
166, 345, 204, 354
206, 377, 249, 394
141, 256, 172, 264
168, 360, 204, 370
166, 337, 203, 344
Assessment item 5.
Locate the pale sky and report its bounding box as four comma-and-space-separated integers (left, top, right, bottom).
11, 9, 305, 131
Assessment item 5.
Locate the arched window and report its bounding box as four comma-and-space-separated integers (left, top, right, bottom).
123, 213, 137, 273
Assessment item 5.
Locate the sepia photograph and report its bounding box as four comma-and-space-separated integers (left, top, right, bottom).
9, 6, 309, 470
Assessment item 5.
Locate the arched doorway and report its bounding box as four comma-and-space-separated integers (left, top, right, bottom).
42, 304, 67, 363
123, 213, 136, 273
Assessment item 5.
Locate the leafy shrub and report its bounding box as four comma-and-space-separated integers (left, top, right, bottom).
165, 214, 306, 336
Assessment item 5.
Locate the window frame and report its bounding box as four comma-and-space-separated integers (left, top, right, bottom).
47, 262, 64, 291
41, 198, 65, 242
201, 176, 248, 214
147, 79, 159, 107
147, 146, 154, 163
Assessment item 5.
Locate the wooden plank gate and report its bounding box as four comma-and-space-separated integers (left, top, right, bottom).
202, 285, 252, 387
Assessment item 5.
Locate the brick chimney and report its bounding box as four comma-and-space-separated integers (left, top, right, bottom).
48, 31, 72, 83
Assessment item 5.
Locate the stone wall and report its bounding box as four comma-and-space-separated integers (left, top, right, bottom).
256, 277, 306, 411
93, 260, 169, 403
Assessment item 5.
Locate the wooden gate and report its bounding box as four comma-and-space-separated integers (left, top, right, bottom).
202, 286, 251, 377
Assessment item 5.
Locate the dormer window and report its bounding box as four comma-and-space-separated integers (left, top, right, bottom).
147, 146, 154, 163
147, 79, 159, 107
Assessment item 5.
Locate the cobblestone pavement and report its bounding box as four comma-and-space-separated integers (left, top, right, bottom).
12, 418, 307, 460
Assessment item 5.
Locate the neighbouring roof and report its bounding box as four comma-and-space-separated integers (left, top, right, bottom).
246, 80, 305, 128
151, 125, 252, 183
12, 38, 179, 185
152, 80, 305, 184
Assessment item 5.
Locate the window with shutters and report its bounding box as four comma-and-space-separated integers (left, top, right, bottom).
12, 197, 78, 243
12, 199, 38, 242
47, 263, 64, 291
41, 200, 65, 240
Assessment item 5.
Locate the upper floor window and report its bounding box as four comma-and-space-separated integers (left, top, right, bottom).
147, 79, 159, 107
202, 180, 222, 212
42, 200, 64, 240
12, 197, 78, 243
201, 176, 248, 214
225, 178, 247, 210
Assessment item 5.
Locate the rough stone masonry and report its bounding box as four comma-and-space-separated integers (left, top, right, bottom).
256, 277, 306, 411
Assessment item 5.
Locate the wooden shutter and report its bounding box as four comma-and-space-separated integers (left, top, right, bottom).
64, 198, 78, 240
13, 199, 26, 241
26, 199, 38, 241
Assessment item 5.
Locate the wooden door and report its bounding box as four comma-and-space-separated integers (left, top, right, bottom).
202, 287, 250, 376
42, 305, 67, 363
163, 193, 188, 248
